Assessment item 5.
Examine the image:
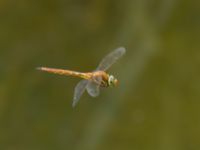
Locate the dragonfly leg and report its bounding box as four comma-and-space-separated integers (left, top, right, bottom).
91, 76, 108, 87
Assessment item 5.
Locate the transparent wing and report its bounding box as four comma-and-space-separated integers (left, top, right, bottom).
73, 79, 88, 107
86, 81, 100, 97
96, 47, 126, 71
86, 75, 102, 97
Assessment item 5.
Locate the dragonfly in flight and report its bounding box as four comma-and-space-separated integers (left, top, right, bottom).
37, 47, 126, 107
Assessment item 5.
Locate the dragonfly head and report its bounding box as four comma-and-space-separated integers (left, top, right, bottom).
108, 75, 118, 87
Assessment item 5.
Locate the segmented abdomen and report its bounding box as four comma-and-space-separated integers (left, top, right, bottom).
37, 67, 91, 80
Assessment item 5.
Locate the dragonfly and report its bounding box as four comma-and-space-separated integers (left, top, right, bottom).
37, 47, 126, 107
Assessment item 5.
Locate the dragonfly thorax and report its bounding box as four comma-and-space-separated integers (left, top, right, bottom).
108, 75, 118, 86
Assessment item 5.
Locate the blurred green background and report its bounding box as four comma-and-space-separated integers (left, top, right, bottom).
0, 0, 200, 150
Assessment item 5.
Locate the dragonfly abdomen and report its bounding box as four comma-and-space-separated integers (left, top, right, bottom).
37, 67, 91, 80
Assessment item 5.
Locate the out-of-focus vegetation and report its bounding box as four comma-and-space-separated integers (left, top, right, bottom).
0, 0, 200, 150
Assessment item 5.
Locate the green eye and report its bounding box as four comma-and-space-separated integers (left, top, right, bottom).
108, 75, 115, 86
108, 75, 118, 86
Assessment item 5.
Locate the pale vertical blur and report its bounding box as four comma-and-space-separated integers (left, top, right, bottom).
0, 0, 199, 150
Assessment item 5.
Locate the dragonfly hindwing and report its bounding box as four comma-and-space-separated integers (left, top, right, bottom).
86, 81, 100, 97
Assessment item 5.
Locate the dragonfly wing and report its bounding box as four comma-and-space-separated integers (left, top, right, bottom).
96, 47, 126, 71
86, 81, 100, 97
73, 79, 88, 107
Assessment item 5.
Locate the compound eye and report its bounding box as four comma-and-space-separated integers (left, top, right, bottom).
108, 75, 115, 85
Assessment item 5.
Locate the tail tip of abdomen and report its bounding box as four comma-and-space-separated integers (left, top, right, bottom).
36, 67, 45, 71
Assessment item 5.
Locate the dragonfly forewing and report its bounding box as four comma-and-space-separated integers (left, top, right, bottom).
73, 79, 88, 107
97, 47, 126, 71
